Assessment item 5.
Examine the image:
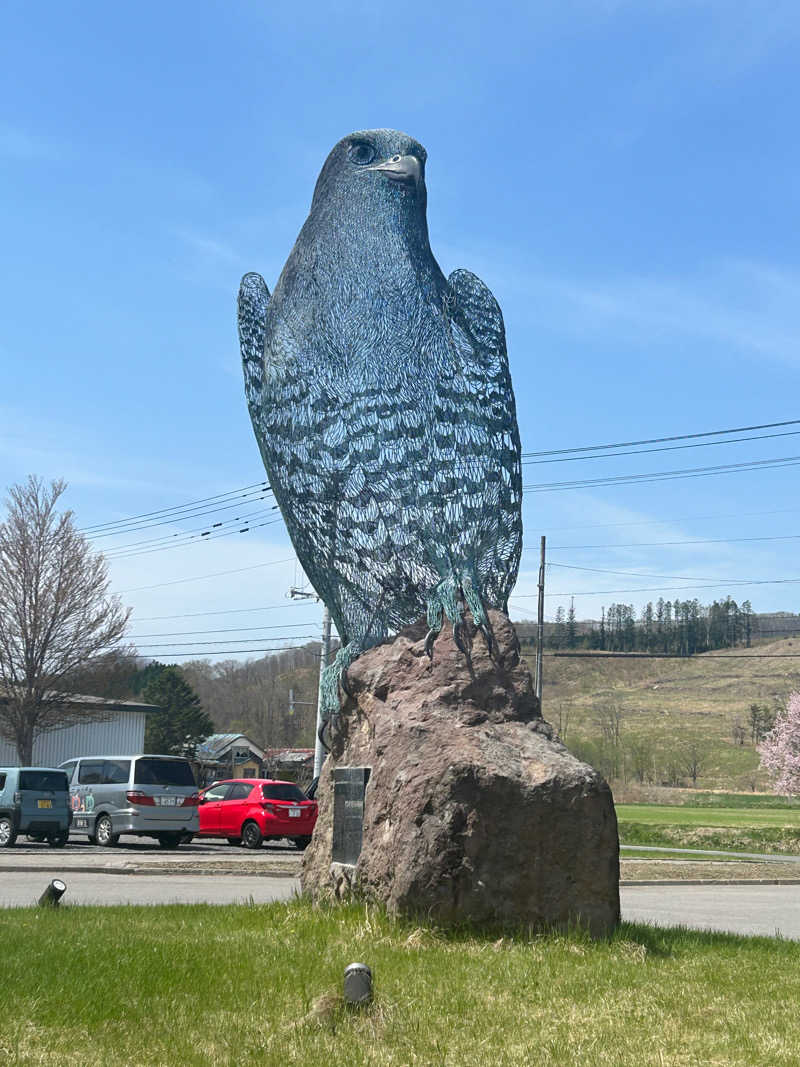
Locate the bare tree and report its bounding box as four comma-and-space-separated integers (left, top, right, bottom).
0, 477, 130, 763
679, 737, 709, 789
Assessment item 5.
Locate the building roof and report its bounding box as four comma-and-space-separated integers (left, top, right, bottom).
195, 733, 266, 761
266, 747, 314, 764
0, 691, 161, 714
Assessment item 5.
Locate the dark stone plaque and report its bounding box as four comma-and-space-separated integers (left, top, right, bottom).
332, 766, 370, 866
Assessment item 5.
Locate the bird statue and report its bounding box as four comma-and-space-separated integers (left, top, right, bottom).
238, 128, 523, 719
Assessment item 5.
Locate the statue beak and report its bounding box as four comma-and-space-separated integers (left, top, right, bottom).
367, 154, 422, 185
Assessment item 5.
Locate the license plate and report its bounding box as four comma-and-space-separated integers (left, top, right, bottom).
156, 796, 178, 806
75, 817, 88, 829
37, 799, 52, 809
288, 807, 301, 817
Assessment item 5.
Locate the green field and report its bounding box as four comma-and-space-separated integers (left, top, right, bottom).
615, 804, 800, 828
616, 800, 800, 857
3, 900, 800, 1066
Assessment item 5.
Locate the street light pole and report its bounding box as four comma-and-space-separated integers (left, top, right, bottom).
288, 586, 332, 781
535, 535, 546, 714
313, 604, 332, 779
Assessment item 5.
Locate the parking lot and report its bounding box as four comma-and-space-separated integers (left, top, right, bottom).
0, 835, 303, 906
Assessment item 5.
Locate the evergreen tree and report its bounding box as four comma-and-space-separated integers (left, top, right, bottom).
566, 598, 577, 649
137, 663, 214, 755
552, 606, 566, 650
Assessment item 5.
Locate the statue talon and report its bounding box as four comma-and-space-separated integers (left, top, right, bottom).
453, 619, 468, 655
340, 665, 354, 700
478, 621, 494, 657
424, 627, 438, 660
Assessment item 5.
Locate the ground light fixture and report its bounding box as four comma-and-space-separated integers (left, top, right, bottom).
37, 879, 67, 907
344, 962, 373, 1006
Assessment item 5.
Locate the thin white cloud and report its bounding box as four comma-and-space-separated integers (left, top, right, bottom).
0, 123, 63, 161
503, 258, 800, 366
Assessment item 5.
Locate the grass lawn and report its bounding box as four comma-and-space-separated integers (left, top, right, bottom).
2, 900, 800, 1066
658, 792, 800, 810
616, 803, 800, 855
615, 804, 800, 828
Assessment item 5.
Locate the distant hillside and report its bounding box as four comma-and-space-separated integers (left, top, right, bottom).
521, 634, 800, 793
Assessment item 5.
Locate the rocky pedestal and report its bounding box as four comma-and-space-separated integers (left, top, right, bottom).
301, 611, 619, 935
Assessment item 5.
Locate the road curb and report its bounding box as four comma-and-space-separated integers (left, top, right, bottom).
622, 879, 800, 886
0, 866, 298, 878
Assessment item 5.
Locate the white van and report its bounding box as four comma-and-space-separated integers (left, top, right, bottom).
59, 755, 199, 848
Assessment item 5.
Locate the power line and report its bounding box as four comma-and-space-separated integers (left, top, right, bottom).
546, 561, 779, 583
83, 481, 271, 534
142, 646, 331, 660
105, 516, 284, 561
89, 488, 275, 540
539, 532, 800, 551
514, 581, 790, 597
521, 418, 800, 458
101, 506, 279, 557
542, 505, 800, 533
118, 557, 295, 594
524, 454, 800, 493
134, 636, 319, 649
522, 428, 800, 465
134, 603, 310, 621
129, 622, 321, 639
551, 651, 800, 660
82, 418, 800, 540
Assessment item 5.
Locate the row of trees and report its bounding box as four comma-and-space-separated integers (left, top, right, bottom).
539, 596, 757, 654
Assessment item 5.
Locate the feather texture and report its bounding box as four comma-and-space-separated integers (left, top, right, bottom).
238, 129, 522, 658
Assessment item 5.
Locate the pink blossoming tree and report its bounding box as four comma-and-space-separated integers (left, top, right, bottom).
758, 692, 800, 796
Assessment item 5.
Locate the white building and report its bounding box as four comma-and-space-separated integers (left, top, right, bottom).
0, 695, 158, 766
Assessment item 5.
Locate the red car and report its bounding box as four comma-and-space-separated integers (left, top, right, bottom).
197, 778, 317, 850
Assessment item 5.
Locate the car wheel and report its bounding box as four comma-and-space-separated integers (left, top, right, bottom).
94, 815, 119, 847
47, 831, 69, 848
226, 837, 242, 846
158, 833, 183, 849
241, 821, 263, 850
0, 815, 17, 848
292, 835, 312, 851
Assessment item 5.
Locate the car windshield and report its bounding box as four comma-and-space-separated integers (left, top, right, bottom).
19, 770, 68, 791
134, 759, 196, 787
262, 783, 305, 802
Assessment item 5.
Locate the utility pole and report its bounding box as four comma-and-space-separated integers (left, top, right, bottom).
534, 535, 546, 713
288, 586, 332, 780
314, 605, 332, 779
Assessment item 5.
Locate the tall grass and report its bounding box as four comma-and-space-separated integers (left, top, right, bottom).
2, 899, 799, 1065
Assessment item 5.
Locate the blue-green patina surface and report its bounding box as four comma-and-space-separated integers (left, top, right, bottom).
238, 129, 523, 718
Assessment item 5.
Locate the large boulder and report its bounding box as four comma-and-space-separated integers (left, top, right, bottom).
301, 611, 619, 935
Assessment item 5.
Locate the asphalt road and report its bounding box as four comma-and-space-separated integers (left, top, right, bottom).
1, 871, 298, 907
621, 883, 800, 940
3, 840, 800, 939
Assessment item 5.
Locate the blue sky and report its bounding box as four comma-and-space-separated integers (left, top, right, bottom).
2, 1, 800, 658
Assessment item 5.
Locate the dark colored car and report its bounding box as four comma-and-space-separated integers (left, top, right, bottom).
197, 778, 317, 850
0, 767, 72, 847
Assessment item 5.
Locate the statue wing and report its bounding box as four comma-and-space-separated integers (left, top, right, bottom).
444, 268, 523, 606
237, 272, 271, 417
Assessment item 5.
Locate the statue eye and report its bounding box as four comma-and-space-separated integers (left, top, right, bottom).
349, 141, 376, 166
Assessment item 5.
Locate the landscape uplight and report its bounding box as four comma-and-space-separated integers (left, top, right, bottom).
37, 879, 67, 907
343, 962, 373, 1006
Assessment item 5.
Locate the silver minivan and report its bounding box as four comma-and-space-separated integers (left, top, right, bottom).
59, 755, 199, 848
